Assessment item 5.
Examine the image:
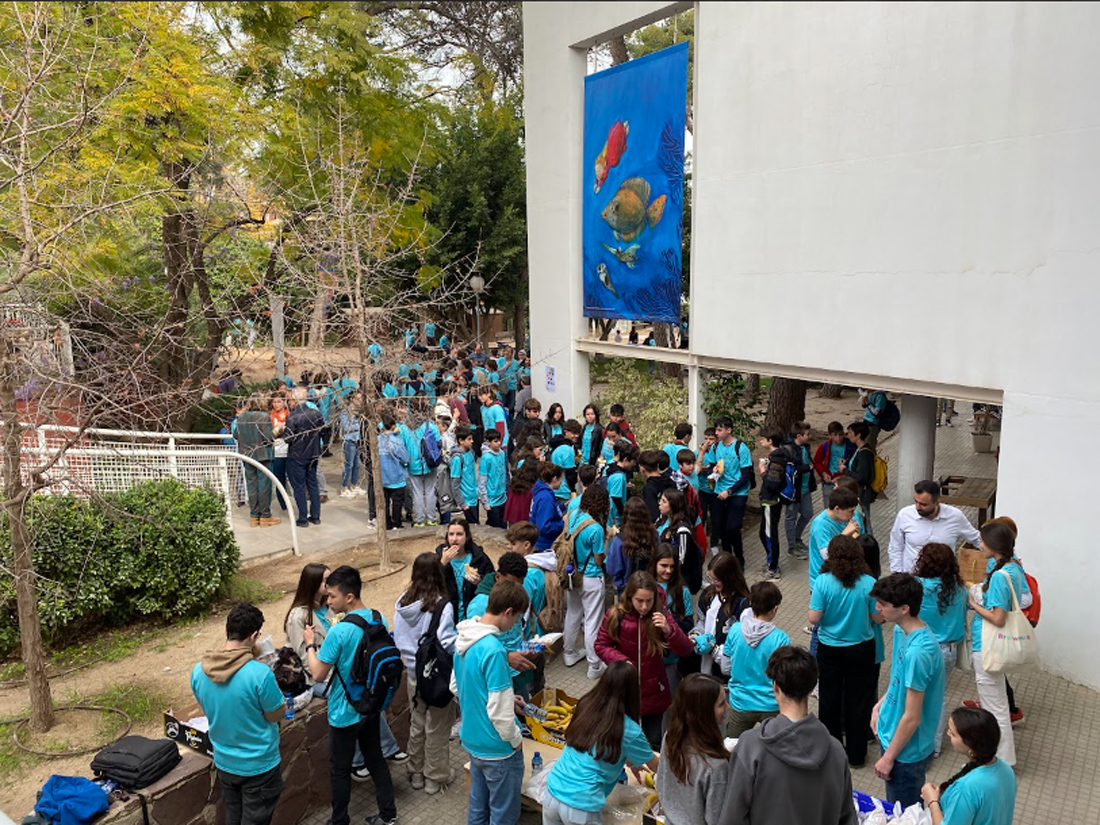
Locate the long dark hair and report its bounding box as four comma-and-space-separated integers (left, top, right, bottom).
663, 674, 727, 783
980, 521, 1016, 593
939, 707, 1001, 795
620, 498, 658, 563
914, 543, 965, 614
662, 489, 691, 527
649, 544, 687, 618
399, 552, 448, 610
285, 563, 327, 631
579, 484, 610, 528
546, 403, 564, 425
606, 571, 665, 657
440, 518, 475, 554
583, 403, 600, 425
819, 535, 870, 588
565, 661, 640, 762
704, 552, 750, 608
509, 460, 539, 494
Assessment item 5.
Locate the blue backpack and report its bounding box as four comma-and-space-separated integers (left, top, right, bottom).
420, 425, 443, 469
332, 611, 405, 718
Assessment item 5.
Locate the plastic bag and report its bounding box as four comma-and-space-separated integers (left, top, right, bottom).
602, 783, 650, 825
893, 803, 932, 825
522, 767, 549, 806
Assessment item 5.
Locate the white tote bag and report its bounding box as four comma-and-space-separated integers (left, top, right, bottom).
981, 570, 1040, 674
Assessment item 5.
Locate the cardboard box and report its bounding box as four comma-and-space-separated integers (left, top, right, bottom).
958, 546, 986, 586
164, 710, 213, 757
524, 688, 579, 750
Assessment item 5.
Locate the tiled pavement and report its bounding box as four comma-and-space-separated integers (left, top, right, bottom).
303, 421, 1098, 825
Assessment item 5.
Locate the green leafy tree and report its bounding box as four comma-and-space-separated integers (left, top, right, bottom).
596, 360, 687, 450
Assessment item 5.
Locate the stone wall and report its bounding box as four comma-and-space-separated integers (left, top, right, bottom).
101, 675, 410, 825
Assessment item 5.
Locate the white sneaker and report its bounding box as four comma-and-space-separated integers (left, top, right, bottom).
586, 663, 606, 680
340, 489, 355, 499
563, 651, 585, 668
353, 486, 367, 496
367, 518, 377, 529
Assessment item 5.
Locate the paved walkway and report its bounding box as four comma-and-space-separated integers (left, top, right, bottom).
298, 421, 1094, 825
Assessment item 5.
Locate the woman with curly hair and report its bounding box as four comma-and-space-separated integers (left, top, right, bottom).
913, 542, 967, 755
605, 497, 660, 592
596, 571, 694, 750
807, 534, 883, 767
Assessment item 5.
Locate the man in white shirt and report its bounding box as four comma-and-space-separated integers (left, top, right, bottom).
888, 480, 981, 573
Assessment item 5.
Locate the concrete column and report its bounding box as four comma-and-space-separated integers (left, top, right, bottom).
687, 365, 707, 449
895, 394, 938, 507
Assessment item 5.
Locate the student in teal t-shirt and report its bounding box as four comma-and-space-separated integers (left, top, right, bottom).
450, 425, 479, 524
191, 603, 286, 821
562, 487, 610, 680
808, 535, 881, 767
600, 422, 619, 464
452, 581, 529, 825
478, 429, 508, 528
870, 573, 945, 809
551, 420, 582, 500
304, 566, 397, 825
913, 542, 968, 756
723, 580, 790, 738
920, 707, 1017, 825
662, 422, 693, 470
702, 417, 754, 563
966, 522, 1029, 768
544, 661, 658, 820
580, 404, 603, 466
605, 440, 638, 527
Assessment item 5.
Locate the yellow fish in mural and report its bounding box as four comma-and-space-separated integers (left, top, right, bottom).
600, 177, 666, 243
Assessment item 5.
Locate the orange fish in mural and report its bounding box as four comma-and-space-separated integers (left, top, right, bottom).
593, 119, 629, 194
601, 177, 666, 243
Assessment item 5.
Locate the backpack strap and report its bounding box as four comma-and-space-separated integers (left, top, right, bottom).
426, 599, 447, 638
330, 612, 371, 703
569, 516, 599, 568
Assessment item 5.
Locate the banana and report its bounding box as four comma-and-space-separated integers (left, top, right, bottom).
545, 705, 570, 715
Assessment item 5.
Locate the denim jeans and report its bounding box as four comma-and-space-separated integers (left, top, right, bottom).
330, 715, 396, 825
784, 493, 813, 549
342, 439, 360, 488
884, 753, 932, 808
271, 456, 289, 510
218, 764, 283, 825
467, 747, 524, 825
287, 457, 320, 523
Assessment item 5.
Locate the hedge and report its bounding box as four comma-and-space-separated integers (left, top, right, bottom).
0, 479, 240, 655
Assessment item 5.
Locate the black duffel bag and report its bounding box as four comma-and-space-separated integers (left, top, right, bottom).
90, 736, 181, 789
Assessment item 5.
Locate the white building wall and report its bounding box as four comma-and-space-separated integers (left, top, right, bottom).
524, 1, 1100, 687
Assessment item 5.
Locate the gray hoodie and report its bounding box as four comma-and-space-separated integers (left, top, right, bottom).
719, 713, 857, 825
738, 606, 777, 648
393, 596, 457, 672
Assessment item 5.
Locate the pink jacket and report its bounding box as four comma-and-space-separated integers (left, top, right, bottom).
595, 607, 693, 716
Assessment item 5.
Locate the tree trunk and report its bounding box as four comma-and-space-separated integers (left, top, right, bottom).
0, 338, 53, 732
819, 383, 842, 399
512, 300, 526, 353
365, 410, 391, 571
596, 319, 615, 341
308, 289, 326, 349
744, 373, 760, 401
764, 377, 807, 432
654, 323, 680, 379
609, 35, 629, 66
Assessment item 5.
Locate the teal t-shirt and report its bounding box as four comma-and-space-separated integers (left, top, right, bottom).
940, 759, 1017, 825
581, 424, 598, 464
878, 624, 944, 762
451, 553, 473, 621
479, 448, 508, 507
724, 624, 790, 712
545, 716, 654, 812
546, 422, 563, 440
454, 631, 518, 759
451, 450, 477, 506
524, 567, 547, 637
190, 659, 284, 777
408, 422, 441, 476
918, 577, 967, 644
317, 609, 390, 729
600, 438, 616, 464
565, 494, 582, 517
662, 443, 688, 469
606, 471, 628, 526
467, 594, 523, 676
703, 439, 753, 495
807, 510, 864, 590
810, 574, 878, 647
568, 509, 606, 577
551, 443, 576, 470
481, 403, 508, 447
971, 562, 1029, 653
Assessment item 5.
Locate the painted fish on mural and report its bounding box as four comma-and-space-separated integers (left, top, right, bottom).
596, 262, 619, 298
593, 120, 629, 194
600, 242, 641, 269
601, 177, 667, 242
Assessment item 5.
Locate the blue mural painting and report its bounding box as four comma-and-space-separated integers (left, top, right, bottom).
582, 42, 687, 324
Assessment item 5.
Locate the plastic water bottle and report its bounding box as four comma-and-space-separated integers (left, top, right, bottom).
284, 692, 295, 720
531, 751, 543, 774
523, 702, 549, 721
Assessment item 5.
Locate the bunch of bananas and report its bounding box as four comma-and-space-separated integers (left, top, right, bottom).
539, 697, 575, 733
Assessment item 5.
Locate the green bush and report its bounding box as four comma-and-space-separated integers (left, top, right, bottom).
0, 480, 240, 656
595, 359, 688, 449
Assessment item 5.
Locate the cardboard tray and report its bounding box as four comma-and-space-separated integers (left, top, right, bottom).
164, 710, 213, 757
524, 687, 579, 750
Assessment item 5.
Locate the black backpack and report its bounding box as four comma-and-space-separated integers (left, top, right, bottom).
414, 599, 454, 708
90, 735, 181, 789
332, 611, 405, 718
878, 398, 901, 431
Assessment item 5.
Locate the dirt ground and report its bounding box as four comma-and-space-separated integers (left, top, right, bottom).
0, 531, 512, 817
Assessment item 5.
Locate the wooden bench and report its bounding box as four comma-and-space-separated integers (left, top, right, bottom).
939, 475, 998, 524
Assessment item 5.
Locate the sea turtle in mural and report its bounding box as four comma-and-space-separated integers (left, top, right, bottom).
600, 177, 666, 243
600, 242, 641, 269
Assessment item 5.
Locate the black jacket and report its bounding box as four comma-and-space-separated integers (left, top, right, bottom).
435, 541, 495, 621
784, 438, 818, 499
284, 404, 325, 462
846, 446, 877, 507
642, 470, 677, 522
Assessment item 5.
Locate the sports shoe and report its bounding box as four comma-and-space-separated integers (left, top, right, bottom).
259, 516, 282, 527
413, 521, 427, 528
450, 720, 461, 740
352, 485, 367, 496
587, 663, 606, 680
340, 489, 356, 499
320, 494, 329, 503
426, 520, 439, 527
364, 816, 397, 825
803, 626, 814, 636
962, 700, 981, 709
409, 772, 425, 790
1010, 709, 1024, 725
563, 650, 585, 667
424, 768, 456, 795
352, 765, 372, 782
367, 518, 378, 529
388, 750, 409, 763
764, 568, 782, 580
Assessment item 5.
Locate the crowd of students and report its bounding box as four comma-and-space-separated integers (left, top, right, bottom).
197, 367, 1024, 825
